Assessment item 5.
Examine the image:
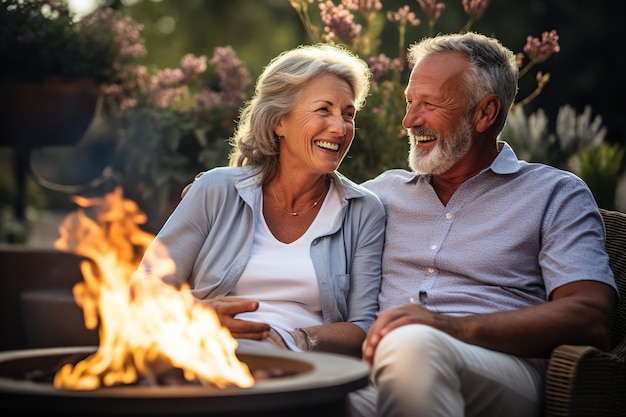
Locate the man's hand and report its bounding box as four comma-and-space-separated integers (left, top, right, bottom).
181, 172, 205, 198
362, 281, 618, 365
200, 297, 270, 339
361, 303, 457, 365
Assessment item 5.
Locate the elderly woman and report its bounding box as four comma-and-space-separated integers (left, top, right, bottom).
135, 43, 385, 357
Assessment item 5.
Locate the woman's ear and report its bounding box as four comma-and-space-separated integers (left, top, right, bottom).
474, 94, 501, 133
273, 120, 284, 138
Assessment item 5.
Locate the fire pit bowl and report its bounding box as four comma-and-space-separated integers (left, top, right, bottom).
0, 344, 370, 417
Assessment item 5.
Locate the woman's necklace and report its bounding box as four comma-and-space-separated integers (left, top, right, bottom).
271, 178, 329, 217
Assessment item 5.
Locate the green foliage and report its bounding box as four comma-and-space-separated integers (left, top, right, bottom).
571, 144, 624, 210
88, 44, 252, 228
502, 104, 624, 209
290, 0, 561, 183
110, 104, 232, 206
0, 0, 127, 83
345, 79, 409, 183
0, 160, 42, 243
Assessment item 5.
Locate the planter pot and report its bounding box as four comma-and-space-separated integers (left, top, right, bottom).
0, 78, 100, 223
0, 78, 100, 148
0, 247, 93, 351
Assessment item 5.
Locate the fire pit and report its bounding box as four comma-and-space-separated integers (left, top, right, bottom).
0, 188, 370, 416
0, 343, 369, 417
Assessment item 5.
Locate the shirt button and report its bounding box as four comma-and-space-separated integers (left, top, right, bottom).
430, 244, 437, 250
427, 267, 436, 273
446, 212, 453, 219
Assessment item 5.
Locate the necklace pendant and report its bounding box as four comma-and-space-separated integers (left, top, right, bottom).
271, 177, 328, 218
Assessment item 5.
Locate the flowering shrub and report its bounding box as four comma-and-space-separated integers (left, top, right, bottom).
500, 25, 622, 209
2, 4, 250, 231
87, 14, 252, 228
289, 0, 562, 183
1, 0, 253, 231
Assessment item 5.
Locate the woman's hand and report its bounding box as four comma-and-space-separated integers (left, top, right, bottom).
200, 297, 270, 339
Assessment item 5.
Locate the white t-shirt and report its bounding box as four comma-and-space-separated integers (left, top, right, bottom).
229, 181, 340, 349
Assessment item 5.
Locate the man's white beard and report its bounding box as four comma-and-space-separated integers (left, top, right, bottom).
408, 116, 473, 175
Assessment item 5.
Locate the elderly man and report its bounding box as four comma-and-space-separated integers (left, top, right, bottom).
351, 32, 617, 417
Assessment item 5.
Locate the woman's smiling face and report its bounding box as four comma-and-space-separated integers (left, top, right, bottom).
275, 73, 357, 175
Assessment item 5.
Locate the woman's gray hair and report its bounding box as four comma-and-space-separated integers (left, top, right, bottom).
228, 43, 371, 183
407, 32, 519, 133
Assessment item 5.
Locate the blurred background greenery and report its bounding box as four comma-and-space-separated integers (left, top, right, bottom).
112, 0, 624, 146
1, 0, 624, 243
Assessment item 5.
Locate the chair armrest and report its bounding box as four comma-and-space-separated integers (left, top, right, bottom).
545, 343, 626, 417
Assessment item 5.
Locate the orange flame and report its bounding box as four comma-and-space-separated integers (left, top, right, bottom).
51, 187, 254, 390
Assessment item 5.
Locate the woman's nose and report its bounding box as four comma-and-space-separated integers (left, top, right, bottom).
330, 115, 348, 136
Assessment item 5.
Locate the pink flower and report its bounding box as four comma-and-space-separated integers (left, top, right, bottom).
81, 8, 147, 61
344, 0, 382, 20
152, 68, 185, 89
149, 87, 184, 109
367, 54, 392, 81
119, 97, 137, 111
417, 0, 446, 21
209, 46, 252, 108
180, 54, 208, 80
319, 0, 362, 44
289, 0, 315, 13
523, 30, 560, 64
462, 0, 491, 21
195, 90, 222, 110
386, 5, 420, 27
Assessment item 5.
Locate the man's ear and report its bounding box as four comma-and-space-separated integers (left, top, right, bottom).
474, 94, 501, 133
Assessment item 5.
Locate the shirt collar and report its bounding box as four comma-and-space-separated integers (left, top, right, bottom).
490, 141, 522, 175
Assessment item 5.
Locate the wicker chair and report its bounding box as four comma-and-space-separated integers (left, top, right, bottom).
544, 208, 626, 416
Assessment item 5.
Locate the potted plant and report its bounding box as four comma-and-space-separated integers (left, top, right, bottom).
1, 0, 253, 236
0, 0, 146, 241
0, 0, 146, 148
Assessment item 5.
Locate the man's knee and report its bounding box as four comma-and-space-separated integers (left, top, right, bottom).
375, 324, 450, 366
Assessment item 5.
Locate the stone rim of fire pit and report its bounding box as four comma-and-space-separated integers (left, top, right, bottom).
0, 344, 370, 415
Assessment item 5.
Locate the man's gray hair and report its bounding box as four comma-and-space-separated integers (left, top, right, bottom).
407, 32, 519, 132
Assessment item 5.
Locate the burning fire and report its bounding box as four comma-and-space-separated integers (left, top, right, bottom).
51, 187, 254, 390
